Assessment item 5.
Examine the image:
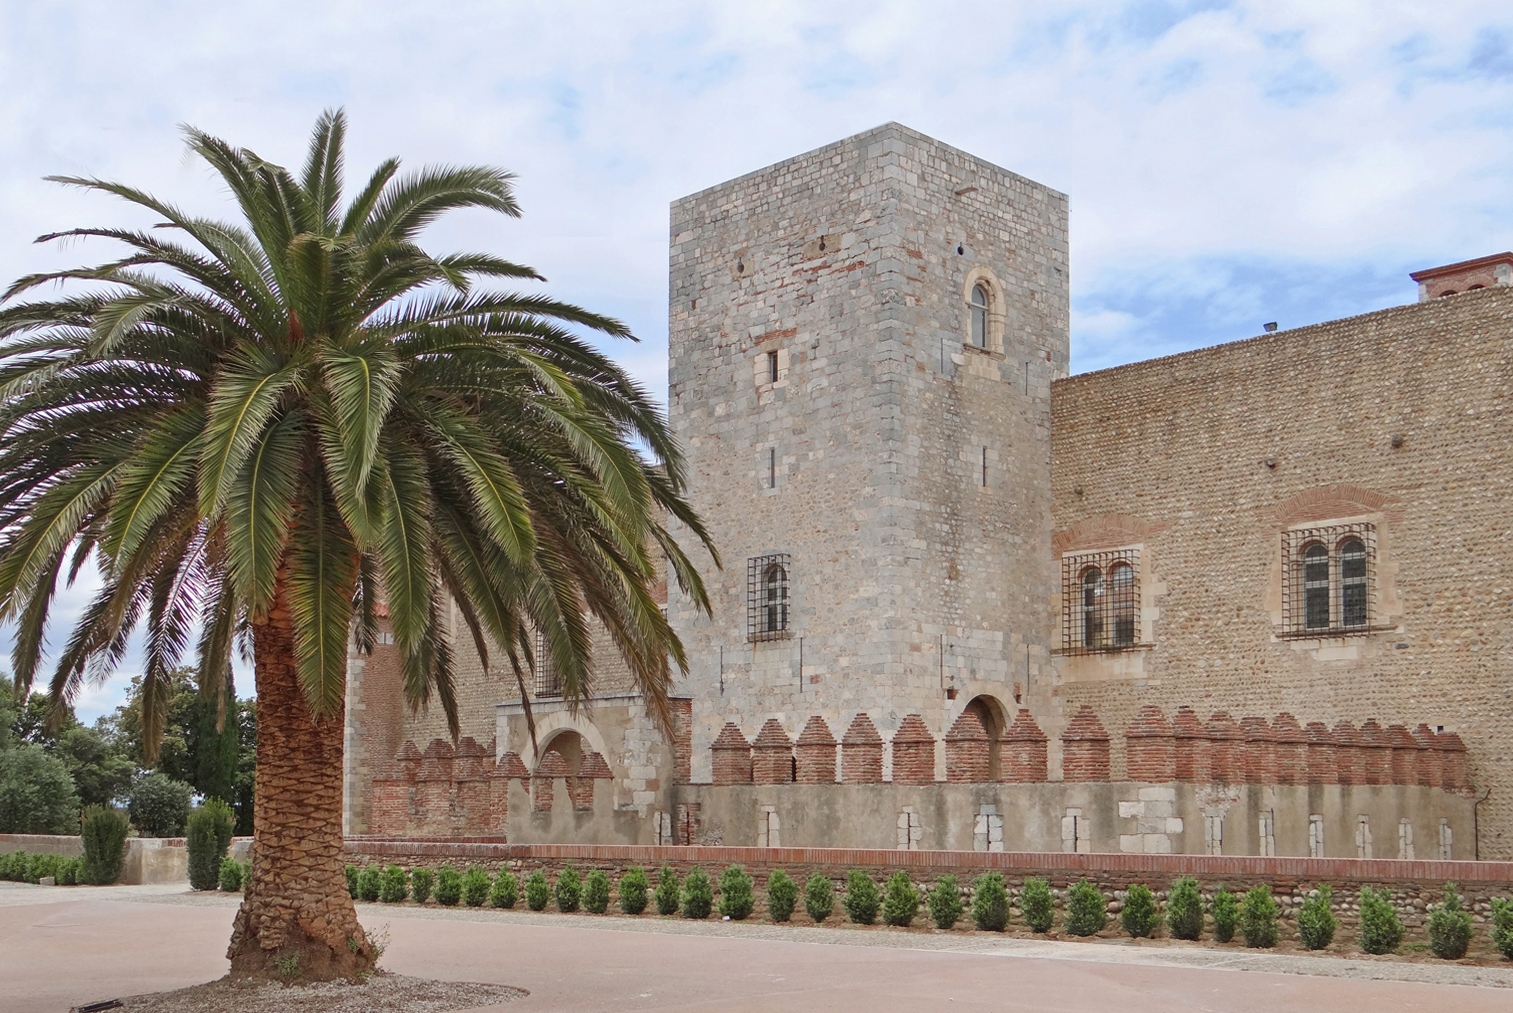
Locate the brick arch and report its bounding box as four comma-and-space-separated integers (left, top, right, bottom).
528, 715, 614, 776
1053, 513, 1165, 555
1273, 484, 1401, 526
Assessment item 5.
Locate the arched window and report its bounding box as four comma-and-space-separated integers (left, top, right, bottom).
1080, 567, 1103, 647
1302, 543, 1330, 630
969, 284, 989, 347
1110, 561, 1137, 645
763, 563, 788, 634
1340, 537, 1367, 628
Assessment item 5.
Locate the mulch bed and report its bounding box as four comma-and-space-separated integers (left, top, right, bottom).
104, 972, 524, 1013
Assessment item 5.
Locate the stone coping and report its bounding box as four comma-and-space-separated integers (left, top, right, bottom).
342, 839, 1513, 884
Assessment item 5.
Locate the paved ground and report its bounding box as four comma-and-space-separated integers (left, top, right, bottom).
3, 882, 1512, 1012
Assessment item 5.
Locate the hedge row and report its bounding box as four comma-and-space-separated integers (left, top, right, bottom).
341, 862, 1513, 960
0, 850, 85, 885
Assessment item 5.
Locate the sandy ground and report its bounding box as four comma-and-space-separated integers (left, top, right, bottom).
3, 881, 1512, 1012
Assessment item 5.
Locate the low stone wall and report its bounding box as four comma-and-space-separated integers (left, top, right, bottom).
343, 839, 1513, 932
0, 833, 252, 885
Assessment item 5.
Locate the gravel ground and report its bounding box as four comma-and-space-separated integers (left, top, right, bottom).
116, 972, 524, 1012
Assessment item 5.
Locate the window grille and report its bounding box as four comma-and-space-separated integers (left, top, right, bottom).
1281, 524, 1376, 637
747, 553, 791, 641
534, 628, 563, 698
1060, 549, 1140, 654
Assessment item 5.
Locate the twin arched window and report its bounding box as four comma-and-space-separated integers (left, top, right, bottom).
1079, 560, 1137, 649
969, 284, 989, 347
1301, 536, 1367, 631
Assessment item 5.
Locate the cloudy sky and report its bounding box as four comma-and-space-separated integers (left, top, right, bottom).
4, 0, 1512, 721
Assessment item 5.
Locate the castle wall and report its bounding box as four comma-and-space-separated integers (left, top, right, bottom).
1050, 287, 1513, 856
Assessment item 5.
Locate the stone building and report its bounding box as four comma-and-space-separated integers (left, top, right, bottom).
345, 124, 1507, 860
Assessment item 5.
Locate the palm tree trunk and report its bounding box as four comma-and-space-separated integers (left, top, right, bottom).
226, 574, 373, 979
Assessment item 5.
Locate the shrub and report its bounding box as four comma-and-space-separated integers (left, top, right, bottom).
971, 872, 1010, 932
58, 856, 83, 886
80, 806, 129, 885
844, 870, 879, 925
380, 865, 409, 903
881, 872, 920, 927
766, 869, 799, 923
804, 874, 834, 923
1121, 884, 1159, 938
1358, 886, 1403, 955
1166, 876, 1203, 941
555, 867, 582, 912
357, 864, 382, 902
126, 772, 193, 837
411, 867, 434, 904
583, 869, 611, 914
490, 870, 519, 909
345, 863, 359, 898
218, 857, 245, 892
718, 865, 754, 920
1211, 887, 1239, 943
27, 853, 60, 882
619, 867, 649, 915
654, 866, 680, 916
185, 800, 235, 891
525, 869, 550, 911
1297, 885, 1336, 950
1065, 879, 1108, 937
1427, 882, 1473, 960
462, 866, 491, 907
682, 867, 714, 919
435, 864, 463, 906
0, 743, 80, 834
0, 851, 21, 880
1491, 897, 1513, 960
1020, 877, 1054, 933
926, 875, 963, 930
1238, 884, 1279, 948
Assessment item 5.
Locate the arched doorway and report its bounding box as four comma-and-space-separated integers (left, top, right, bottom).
964, 695, 1010, 781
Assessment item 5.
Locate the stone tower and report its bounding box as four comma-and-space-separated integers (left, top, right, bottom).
666, 123, 1070, 782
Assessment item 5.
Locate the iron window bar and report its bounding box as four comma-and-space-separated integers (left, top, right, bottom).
534, 628, 563, 698
1281, 523, 1378, 637
747, 553, 791, 642
1060, 548, 1141, 655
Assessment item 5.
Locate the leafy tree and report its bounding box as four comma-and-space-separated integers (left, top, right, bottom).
127, 771, 193, 837
2, 690, 133, 809
0, 111, 712, 977
0, 744, 79, 832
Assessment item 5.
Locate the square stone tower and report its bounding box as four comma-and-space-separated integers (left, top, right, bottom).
667, 123, 1069, 782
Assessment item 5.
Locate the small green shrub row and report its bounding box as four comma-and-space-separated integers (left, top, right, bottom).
0, 850, 85, 885
218, 857, 248, 892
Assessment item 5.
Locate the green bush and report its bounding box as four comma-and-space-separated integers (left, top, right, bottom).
380, 864, 409, 903
583, 869, 611, 914
804, 874, 834, 923
1427, 882, 1473, 960
766, 869, 799, 923
1065, 879, 1108, 937
1238, 884, 1279, 948
843, 870, 879, 925
185, 800, 234, 891
971, 872, 1010, 932
1491, 897, 1513, 960
618, 867, 648, 914
682, 867, 714, 919
435, 864, 463, 906
654, 866, 680, 915
59, 856, 84, 886
0, 743, 80, 834
27, 853, 61, 883
490, 870, 519, 909
1020, 877, 1054, 933
555, 867, 582, 912
345, 863, 359, 898
1121, 884, 1159, 938
0, 851, 21, 880
462, 866, 491, 907
881, 872, 919, 927
218, 857, 245, 892
525, 869, 550, 911
1297, 885, 1336, 950
1166, 876, 1203, 940
1211, 887, 1239, 943
126, 772, 193, 837
718, 865, 754, 920
411, 867, 434, 904
1358, 886, 1403, 955
357, 864, 382, 902
926, 875, 963, 930
80, 806, 129, 885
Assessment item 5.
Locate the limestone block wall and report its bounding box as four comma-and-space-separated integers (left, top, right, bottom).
1051, 287, 1513, 854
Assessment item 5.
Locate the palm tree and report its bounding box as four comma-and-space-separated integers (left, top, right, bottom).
0, 111, 714, 977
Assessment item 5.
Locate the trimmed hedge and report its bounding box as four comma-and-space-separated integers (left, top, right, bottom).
357, 864, 382, 902
1297, 885, 1336, 950
654, 866, 680, 916
435, 864, 463, 906
1238, 884, 1279, 948
971, 872, 1010, 932
1211, 887, 1239, 943
345, 863, 359, 899
380, 864, 409, 903
411, 867, 434, 904
766, 869, 798, 923
1019, 877, 1054, 933
1427, 882, 1472, 960
927, 875, 963, 930
80, 806, 129, 885
804, 874, 834, 923
583, 869, 611, 914
682, 867, 713, 919
490, 870, 519, 909
618, 867, 648, 915
1492, 897, 1513, 961
525, 869, 550, 911
462, 866, 491, 907
555, 867, 582, 913
1359, 886, 1403, 955
881, 872, 919, 928
718, 865, 754, 920
1166, 876, 1203, 940
1065, 879, 1107, 937
185, 799, 234, 891
1121, 883, 1159, 939
843, 870, 879, 925
218, 857, 247, 892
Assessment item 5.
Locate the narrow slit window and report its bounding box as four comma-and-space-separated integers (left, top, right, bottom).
981, 446, 988, 487
969, 284, 989, 347
766, 350, 779, 383
768, 447, 776, 489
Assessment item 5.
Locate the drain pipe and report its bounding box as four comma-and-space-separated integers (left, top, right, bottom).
1473, 787, 1492, 860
